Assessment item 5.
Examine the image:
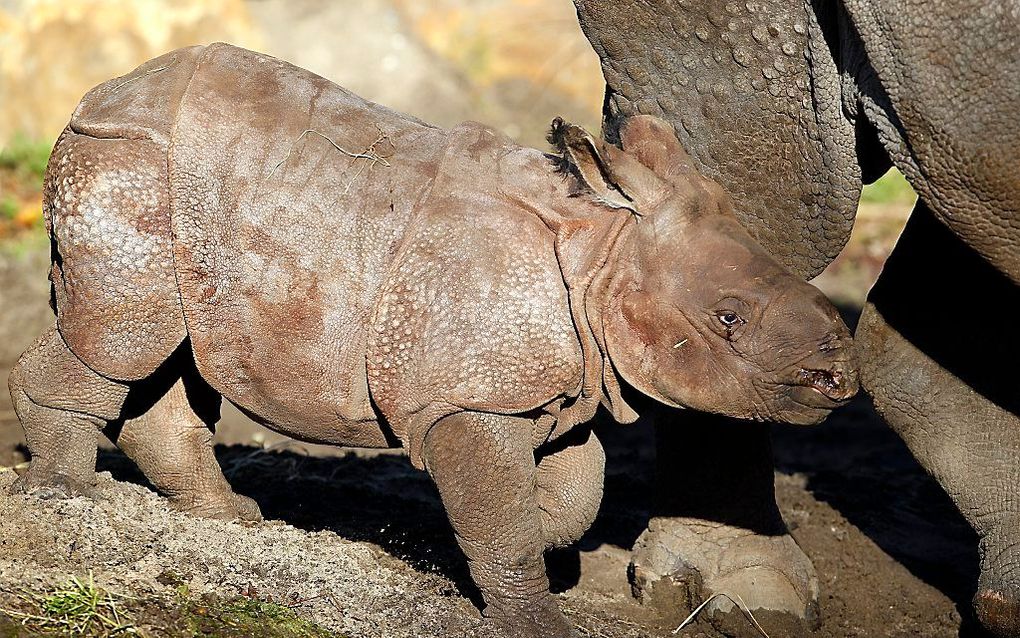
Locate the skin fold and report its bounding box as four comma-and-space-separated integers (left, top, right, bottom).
573, 0, 1020, 635
8, 44, 857, 638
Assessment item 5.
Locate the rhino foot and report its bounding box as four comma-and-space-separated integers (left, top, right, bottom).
630, 517, 818, 637
170, 491, 263, 522
974, 589, 1020, 638
973, 531, 1020, 638
487, 597, 577, 638
9, 468, 99, 501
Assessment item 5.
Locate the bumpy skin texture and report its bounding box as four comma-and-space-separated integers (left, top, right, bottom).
44, 49, 197, 381
844, 0, 1020, 284
859, 205, 1020, 637
573, 1, 1019, 635
11, 44, 858, 637
573, 0, 861, 280
46, 130, 185, 381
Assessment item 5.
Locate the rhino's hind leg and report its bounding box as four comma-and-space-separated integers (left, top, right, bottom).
46, 127, 186, 383
107, 360, 262, 522
9, 324, 130, 497
536, 427, 605, 550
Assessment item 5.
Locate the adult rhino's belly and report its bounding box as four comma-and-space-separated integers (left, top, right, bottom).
165, 43, 444, 446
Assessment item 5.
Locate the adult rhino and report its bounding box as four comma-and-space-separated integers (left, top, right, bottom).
572, 0, 1020, 635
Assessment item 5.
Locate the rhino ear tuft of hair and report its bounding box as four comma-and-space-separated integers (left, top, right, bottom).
548, 117, 637, 213
548, 118, 576, 178
547, 116, 568, 150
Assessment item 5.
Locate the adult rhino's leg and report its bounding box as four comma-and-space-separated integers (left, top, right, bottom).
572, 2, 858, 631
423, 411, 575, 638
535, 427, 605, 550
105, 358, 262, 522
631, 413, 818, 635
858, 202, 1020, 637
8, 324, 129, 497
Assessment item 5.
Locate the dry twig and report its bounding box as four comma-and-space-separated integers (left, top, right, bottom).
111, 56, 178, 92
672, 591, 771, 637
269, 128, 393, 179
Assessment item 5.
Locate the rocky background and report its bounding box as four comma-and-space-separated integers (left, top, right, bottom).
0, 0, 604, 148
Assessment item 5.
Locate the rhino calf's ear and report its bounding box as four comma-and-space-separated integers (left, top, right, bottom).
549, 117, 640, 213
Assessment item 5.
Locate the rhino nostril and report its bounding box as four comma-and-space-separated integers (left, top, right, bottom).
818, 332, 844, 353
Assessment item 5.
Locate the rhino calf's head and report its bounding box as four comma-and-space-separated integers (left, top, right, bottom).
552, 115, 858, 425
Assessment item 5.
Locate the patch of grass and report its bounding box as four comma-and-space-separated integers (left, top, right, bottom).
0, 135, 51, 183
0, 134, 49, 243
1, 578, 341, 638
183, 595, 337, 638
0, 573, 137, 637
860, 168, 916, 205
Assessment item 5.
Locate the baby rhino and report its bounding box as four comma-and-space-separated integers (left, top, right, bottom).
9, 44, 857, 637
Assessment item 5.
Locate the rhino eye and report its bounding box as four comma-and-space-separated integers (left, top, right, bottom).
717, 312, 743, 328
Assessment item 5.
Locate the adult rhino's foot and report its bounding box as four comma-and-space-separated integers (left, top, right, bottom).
169, 490, 263, 522
973, 533, 1020, 638
630, 517, 818, 637
974, 590, 1020, 638
9, 466, 98, 500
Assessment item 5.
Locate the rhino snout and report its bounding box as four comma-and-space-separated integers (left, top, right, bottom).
790, 328, 860, 405
795, 364, 859, 404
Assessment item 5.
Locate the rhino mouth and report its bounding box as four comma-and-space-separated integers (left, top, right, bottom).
793, 368, 857, 406
753, 368, 857, 425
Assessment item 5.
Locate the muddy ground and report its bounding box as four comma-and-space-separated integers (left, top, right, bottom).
0, 242, 990, 638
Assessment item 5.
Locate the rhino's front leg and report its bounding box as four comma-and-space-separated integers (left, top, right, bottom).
536, 426, 605, 550
858, 204, 1020, 638
423, 411, 576, 638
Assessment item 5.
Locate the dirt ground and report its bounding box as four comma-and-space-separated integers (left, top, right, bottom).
0, 235, 994, 638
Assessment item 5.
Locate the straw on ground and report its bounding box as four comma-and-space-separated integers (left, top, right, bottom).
673, 591, 772, 637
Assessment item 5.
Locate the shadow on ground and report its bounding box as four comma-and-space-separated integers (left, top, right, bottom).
87, 377, 988, 637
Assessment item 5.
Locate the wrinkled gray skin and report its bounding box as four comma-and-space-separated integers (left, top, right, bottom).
8, 44, 859, 638
573, 0, 1020, 635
